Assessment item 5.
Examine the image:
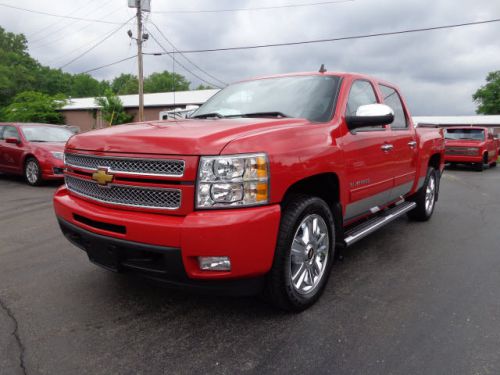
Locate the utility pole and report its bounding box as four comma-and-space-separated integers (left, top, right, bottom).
136, 0, 144, 122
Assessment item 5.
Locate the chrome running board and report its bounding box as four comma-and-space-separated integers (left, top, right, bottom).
344, 201, 416, 247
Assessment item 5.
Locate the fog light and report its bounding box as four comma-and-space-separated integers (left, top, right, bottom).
198, 256, 231, 271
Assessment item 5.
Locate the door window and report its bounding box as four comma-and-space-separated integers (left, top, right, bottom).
346, 80, 378, 116
346, 80, 384, 130
3, 126, 20, 140
379, 85, 408, 129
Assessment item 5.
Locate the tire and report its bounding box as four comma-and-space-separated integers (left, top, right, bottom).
24, 157, 43, 186
475, 162, 484, 172
408, 167, 438, 222
491, 162, 497, 168
265, 195, 335, 312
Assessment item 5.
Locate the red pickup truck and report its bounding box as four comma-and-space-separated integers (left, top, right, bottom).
444, 127, 498, 171
54, 72, 445, 311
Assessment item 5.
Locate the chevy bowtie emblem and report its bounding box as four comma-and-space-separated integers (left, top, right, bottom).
92, 169, 114, 186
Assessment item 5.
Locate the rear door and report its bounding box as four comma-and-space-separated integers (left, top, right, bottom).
378, 84, 417, 201
341, 79, 395, 221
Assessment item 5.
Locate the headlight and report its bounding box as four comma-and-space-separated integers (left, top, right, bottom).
51, 151, 64, 160
197, 153, 269, 208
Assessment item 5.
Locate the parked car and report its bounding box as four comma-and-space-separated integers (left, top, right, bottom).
54, 71, 445, 311
444, 127, 498, 171
0, 123, 74, 185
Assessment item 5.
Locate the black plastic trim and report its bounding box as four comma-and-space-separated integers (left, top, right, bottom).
57, 218, 264, 296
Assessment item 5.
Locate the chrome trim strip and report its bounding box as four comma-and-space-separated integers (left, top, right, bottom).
65, 174, 182, 211
64, 153, 186, 178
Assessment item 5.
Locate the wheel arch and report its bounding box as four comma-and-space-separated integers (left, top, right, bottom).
281, 172, 344, 245
428, 153, 441, 171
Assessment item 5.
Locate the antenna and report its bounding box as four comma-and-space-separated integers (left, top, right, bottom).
319, 64, 327, 73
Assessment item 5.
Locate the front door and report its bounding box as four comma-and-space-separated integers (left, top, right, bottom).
0, 126, 24, 173
341, 79, 395, 221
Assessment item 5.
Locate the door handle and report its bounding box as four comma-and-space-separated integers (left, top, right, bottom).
381, 144, 394, 152
408, 141, 417, 148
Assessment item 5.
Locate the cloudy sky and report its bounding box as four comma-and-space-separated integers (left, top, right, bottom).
1, 0, 499, 115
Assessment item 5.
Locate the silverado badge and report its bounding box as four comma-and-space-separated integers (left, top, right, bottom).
92, 169, 114, 186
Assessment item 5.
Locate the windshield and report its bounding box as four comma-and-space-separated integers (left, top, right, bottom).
193, 75, 341, 122
21, 126, 73, 142
445, 129, 485, 141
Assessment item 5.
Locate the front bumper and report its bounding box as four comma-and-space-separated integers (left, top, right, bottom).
54, 186, 281, 290
445, 154, 483, 164
41, 160, 65, 180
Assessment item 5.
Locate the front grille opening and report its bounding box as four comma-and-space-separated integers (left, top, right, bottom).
65, 175, 182, 210
65, 153, 185, 177
73, 214, 126, 234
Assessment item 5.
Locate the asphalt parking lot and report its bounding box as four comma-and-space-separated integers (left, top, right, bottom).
1, 166, 500, 375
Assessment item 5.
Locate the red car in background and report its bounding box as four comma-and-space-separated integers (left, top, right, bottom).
0, 123, 74, 185
444, 127, 498, 171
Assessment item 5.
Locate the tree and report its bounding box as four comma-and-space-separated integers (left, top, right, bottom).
95, 89, 134, 126
111, 73, 138, 95
195, 84, 214, 90
473, 71, 500, 115
1, 91, 67, 124
70, 73, 107, 98
144, 71, 190, 93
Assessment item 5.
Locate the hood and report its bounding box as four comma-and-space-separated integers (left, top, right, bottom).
445, 139, 484, 148
66, 118, 311, 155
30, 142, 66, 153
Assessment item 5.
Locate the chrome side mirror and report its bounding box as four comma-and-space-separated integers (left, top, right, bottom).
346, 104, 394, 130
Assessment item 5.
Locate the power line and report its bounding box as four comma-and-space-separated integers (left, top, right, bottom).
153, 0, 354, 14
0, 3, 125, 25
59, 16, 135, 70
147, 32, 223, 89
149, 22, 227, 86
27, 0, 102, 39
30, 0, 117, 46
40, 7, 125, 64
150, 17, 500, 54
81, 55, 136, 74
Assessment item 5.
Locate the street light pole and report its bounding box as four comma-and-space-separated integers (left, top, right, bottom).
136, 0, 144, 122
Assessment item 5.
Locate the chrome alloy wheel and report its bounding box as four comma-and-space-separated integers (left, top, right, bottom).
290, 214, 330, 295
425, 174, 436, 215
26, 160, 39, 184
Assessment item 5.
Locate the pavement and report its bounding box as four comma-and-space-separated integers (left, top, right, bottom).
1, 166, 500, 375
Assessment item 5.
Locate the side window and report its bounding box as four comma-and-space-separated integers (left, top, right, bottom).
379, 85, 408, 129
346, 80, 382, 130
0, 126, 4, 140
346, 80, 378, 116
3, 126, 20, 140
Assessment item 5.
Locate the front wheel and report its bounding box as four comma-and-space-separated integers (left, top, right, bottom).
265, 195, 335, 311
24, 157, 43, 186
408, 167, 438, 221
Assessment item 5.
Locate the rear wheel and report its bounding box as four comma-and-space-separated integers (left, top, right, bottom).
408, 167, 438, 221
265, 195, 335, 311
24, 157, 43, 186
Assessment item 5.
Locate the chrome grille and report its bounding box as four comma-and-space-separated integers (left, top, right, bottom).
65, 175, 181, 210
65, 153, 185, 177
445, 147, 478, 156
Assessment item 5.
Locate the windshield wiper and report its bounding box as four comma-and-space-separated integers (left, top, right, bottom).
29, 140, 48, 142
227, 111, 290, 118
191, 112, 225, 119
